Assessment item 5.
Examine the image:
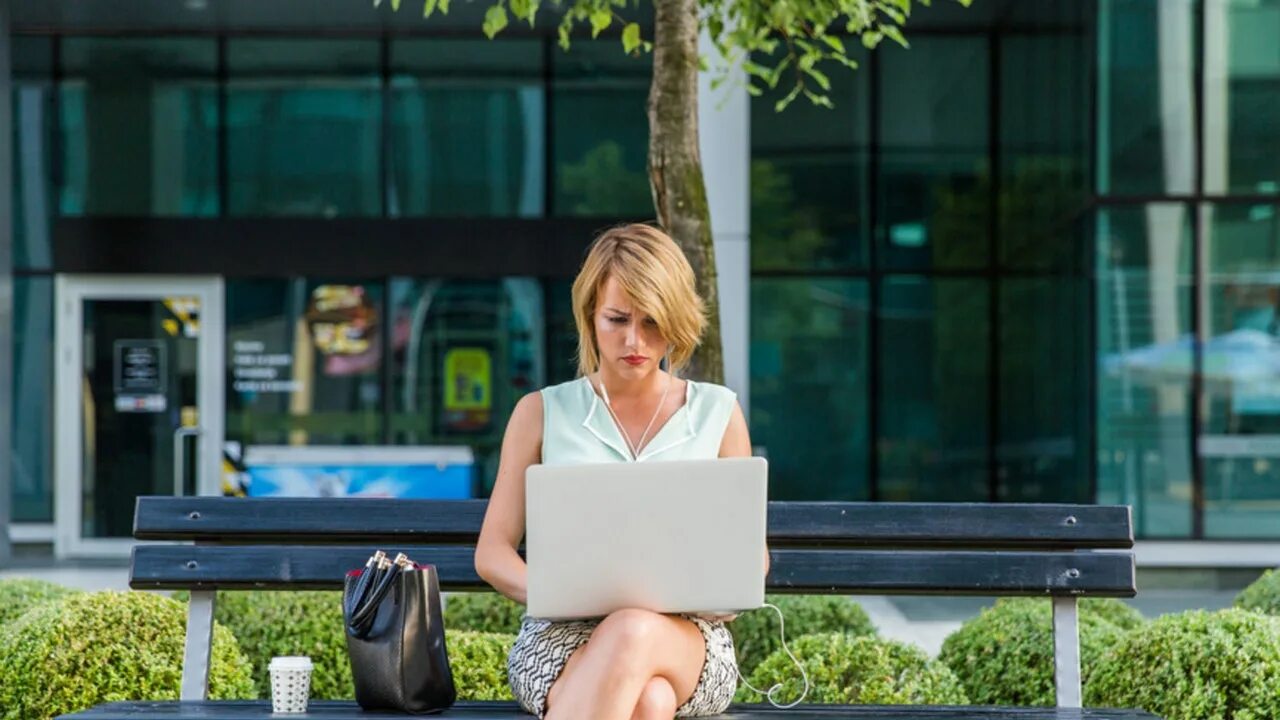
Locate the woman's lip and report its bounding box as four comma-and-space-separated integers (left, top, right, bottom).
623, 356, 647, 365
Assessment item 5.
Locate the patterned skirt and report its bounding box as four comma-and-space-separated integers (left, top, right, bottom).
506, 614, 738, 718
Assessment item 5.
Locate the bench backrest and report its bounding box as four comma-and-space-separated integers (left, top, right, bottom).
131, 497, 1135, 709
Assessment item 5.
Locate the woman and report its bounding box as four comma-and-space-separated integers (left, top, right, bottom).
474, 223, 764, 720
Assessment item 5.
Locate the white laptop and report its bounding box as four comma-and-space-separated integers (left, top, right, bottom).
524, 456, 768, 620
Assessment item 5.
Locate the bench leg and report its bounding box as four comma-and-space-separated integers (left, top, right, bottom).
1052, 596, 1082, 708
182, 591, 216, 701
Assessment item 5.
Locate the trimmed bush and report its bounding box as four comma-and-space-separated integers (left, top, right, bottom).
938, 597, 1137, 706
444, 592, 526, 634
0, 578, 79, 628
730, 595, 876, 677
735, 633, 967, 705
447, 631, 516, 700
0, 591, 253, 720
1235, 568, 1280, 616
206, 591, 352, 700
1086, 608, 1280, 720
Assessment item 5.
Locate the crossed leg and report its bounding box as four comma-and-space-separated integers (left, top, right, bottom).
543, 609, 707, 720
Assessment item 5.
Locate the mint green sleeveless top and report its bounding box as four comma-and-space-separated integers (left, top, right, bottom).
540, 376, 738, 464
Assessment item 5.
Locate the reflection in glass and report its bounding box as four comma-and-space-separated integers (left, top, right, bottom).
12, 37, 54, 269
1096, 205, 1194, 537
1097, 0, 1196, 195
750, 279, 869, 500
11, 278, 53, 522
750, 49, 870, 271
59, 38, 218, 216
1199, 203, 1280, 538
1000, 33, 1089, 269
226, 279, 385, 446
389, 40, 545, 217
998, 277, 1090, 502
878, 277, 989, 501
227, 40, 381, 216
1203, 0, 1280, 195
879, 38, 989, 271
390, 279, 545, 492
553, 41, 651, 216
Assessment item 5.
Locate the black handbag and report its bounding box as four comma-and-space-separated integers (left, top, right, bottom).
343, 551, 457, 714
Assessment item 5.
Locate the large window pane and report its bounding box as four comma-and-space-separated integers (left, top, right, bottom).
1096, 204, 1194, 538
750, 279, 869, 500
389, 278, 546, 494
59, 38, 218, 216
1204, 0, 1280, 195
226, 279, 385, 446
389, 40, 544, 217
10, 278, 53, 522
878, 277, 990, 501
12, 37, 53, 270
1098, 0, 1196, 195
751, 49, 870, 272
546, 279, 579, 385
999, 277, 1090, 502
1000, 32, 1090, 269
879, 37, 990, 271
1199, 202, 1280, 538
553, 41, 651, 217
227, 40, 381, 216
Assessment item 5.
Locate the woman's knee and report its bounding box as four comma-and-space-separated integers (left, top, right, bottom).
632, 676, 678, 720
595, 608, 664, 654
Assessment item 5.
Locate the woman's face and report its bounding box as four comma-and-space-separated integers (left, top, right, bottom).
594, 275, 667, 380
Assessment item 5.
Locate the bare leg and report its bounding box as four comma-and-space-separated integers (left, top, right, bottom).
543, 609, 706, 720
630, 677, 678, 720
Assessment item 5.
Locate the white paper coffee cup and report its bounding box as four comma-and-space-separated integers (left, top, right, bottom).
268, 656, 314, 714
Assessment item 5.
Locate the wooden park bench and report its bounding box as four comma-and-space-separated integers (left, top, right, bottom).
61, 497, 1160, 719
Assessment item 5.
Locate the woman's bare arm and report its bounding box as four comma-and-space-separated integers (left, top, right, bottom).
474, 392, 543, 605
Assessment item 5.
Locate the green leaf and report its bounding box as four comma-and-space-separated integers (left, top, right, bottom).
774, 84, 801, 112
745, 83, 763, 97
622, 22, 641, 54
423, 0, 436, 16
861, 31, 883, 49
482, 4, 509, 38
438, 0, 449, 13
805, 66, 831, 92
589, 8, 612, 37
820, 34, 846, 54
391, 0, 400, 9
882, 24, 909, 48
558, 21, 572, 50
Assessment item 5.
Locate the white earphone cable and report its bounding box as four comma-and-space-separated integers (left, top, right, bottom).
735, 603, 810, 709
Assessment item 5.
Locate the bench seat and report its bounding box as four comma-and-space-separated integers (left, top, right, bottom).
60, 700, 1161, 719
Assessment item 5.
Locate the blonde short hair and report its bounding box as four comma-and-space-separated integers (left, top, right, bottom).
571, 224, 707, 376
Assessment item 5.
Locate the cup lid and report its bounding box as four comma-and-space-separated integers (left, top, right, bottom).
269, 656, 313, 671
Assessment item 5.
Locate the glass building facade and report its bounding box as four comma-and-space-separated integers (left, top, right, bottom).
5, 0, 1280, 550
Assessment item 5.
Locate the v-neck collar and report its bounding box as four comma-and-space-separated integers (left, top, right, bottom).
581, 375, 696, 462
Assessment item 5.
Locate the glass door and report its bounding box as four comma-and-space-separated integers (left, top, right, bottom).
55, 276, 224, 558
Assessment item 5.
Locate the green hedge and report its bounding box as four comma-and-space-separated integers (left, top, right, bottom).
736, 633, 967, 705
447, 631, 516, 700
730, 596, 876, 677
0, 578, 79, 629
0, 591, 254, 720
1085, 608, 1280, 720
1234, 568, 1280, 617
937, 598, 1140, 706
183, 591, 515, 702
444, 592, 526, 634
201, 591, 353, 700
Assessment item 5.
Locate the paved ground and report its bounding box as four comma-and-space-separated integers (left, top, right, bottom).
0, 563, 1243, 657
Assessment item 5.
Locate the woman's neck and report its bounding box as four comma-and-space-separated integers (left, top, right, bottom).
595, 368, 668, 401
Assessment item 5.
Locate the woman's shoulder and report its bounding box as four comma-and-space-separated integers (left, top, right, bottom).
687, 379, 738, 413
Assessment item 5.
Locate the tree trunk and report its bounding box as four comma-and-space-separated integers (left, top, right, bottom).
648, 0, 723, 384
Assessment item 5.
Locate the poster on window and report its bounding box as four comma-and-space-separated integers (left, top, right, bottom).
240, 446, 475, 499
442, 347, 493, 432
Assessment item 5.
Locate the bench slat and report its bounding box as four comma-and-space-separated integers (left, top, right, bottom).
133, 498, 1133, 549
57, 700, 1162, 719
129, 546, 1135, 596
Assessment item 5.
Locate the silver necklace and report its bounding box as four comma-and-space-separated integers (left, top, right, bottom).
597, 372, 672, 461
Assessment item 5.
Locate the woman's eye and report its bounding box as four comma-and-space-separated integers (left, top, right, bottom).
608, 316, 627, 324
644, 317, 658, 326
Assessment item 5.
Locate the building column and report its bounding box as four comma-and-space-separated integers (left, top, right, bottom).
698, 29, 751, 414
0, 0, 14, 566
